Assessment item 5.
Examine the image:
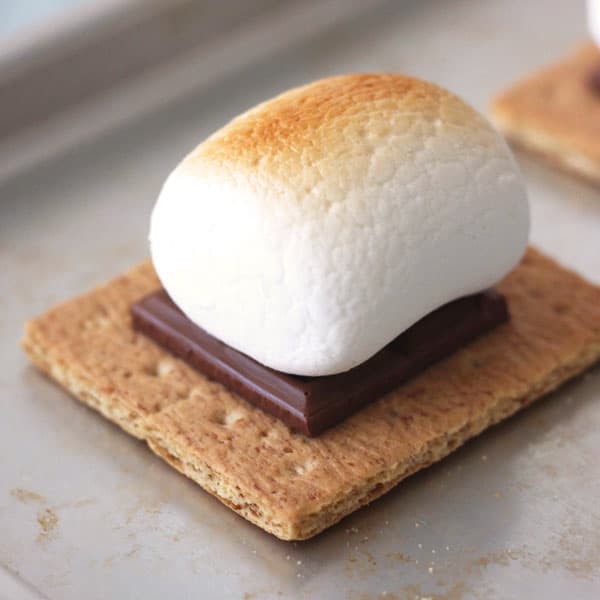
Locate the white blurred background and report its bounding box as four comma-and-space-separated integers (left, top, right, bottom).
0, 0, 389, 181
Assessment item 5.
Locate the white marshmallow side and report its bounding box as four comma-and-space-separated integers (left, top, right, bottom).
589, 0, 600, 47
151, 151, 528, 376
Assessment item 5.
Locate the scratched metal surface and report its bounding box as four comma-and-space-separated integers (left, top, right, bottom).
1, 0, 600, 598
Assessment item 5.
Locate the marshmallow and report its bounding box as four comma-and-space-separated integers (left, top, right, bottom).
150, 74, 529, 376
589, 0, 600, 48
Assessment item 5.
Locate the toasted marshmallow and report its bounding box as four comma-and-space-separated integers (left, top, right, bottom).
150, 74, 529, 376
589, 0, 600, 47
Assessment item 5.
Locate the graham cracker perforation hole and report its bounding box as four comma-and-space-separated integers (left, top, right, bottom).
553, 302, 570, 315
168, 386, 199, 405
156, 359, 176, 377
143, 363, 160, 377
387, 406, 401, 418
82, 314, 111, 331
143, 359, 177, 378
210, 410, 227, 425
210, 410, 245, 427
292, 459, 318, 476
224, 410, 244, 427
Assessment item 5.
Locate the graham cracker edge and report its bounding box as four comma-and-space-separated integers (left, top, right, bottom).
490, 105, 600, 187
24, 329, 600, 540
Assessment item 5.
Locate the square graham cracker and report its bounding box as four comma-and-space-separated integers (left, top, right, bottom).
22, 248, 600, 540
491, 43, 600, 185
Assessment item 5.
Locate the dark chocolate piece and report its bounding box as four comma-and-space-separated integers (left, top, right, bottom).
131, 290, 508, 436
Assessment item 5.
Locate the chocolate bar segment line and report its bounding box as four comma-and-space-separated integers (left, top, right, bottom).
131, 290, 508, 436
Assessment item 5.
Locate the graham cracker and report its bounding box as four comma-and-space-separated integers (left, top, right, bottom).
22, 248, 600, 540
491, 43, 600, 185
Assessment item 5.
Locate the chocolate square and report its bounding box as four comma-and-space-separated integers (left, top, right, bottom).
131, 290, 508, 436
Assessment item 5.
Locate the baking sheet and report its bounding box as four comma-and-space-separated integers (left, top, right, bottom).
0, 0, 388, 182
1, 0, 600, 598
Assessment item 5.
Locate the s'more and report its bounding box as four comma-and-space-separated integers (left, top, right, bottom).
24, 74, 600, 540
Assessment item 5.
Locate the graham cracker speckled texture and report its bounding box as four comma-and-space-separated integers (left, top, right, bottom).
22, 248, 600, 540
491, 43, 600, 185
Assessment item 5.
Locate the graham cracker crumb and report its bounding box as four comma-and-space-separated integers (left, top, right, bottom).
36, 508, 58, 540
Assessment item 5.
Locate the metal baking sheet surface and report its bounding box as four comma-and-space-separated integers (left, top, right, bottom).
1, 0, 599, 598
